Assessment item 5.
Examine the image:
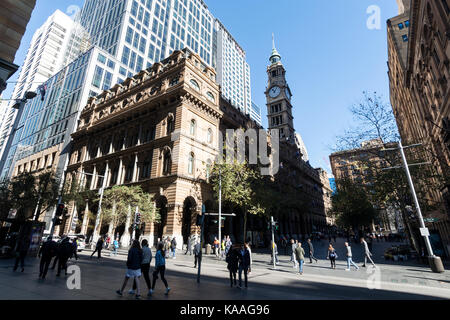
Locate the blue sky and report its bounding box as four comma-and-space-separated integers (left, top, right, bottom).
4, 0, 399, 176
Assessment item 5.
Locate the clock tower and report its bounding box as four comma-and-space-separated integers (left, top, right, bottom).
265, 35, 295, 143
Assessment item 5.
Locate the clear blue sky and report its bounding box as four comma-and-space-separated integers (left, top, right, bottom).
4, 0, 399, 176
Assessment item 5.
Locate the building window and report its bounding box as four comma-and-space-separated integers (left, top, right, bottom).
404, 20, 410, 28
207, 128, 213, 143
141, 155, 152, 179
92, 66, 104, 88
190, 79, 200, 91
398, 23, 404, 30
190, 119, 196, 136
188, 152, 194, 175
402, 35, 408, 42
206, 91, 215, 103
163, 151, 171, 175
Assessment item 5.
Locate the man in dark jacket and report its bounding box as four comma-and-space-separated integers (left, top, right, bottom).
39, 236, 57, 279
13, 236, 31, 272
90, 237, 104, 259
237, 244, 251, 289
226, 246, 239, 287
57, 237, 73, 276
307, 239, 318, 263
193, 240, 201, 268
171, 237, 177, 259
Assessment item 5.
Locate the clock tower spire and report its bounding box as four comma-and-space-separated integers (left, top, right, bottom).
266, 35, 294, 143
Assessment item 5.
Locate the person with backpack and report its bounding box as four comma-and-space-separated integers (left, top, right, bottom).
38, 236, 57, 279
327, 243, 338, 269
171, 237, 177, 259
226, 245, 239, 287
150, 241, 170, 296
116, 240, 143, 299
295, 242, 305, 275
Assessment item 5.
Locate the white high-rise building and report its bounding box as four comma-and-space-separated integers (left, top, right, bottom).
0, 10, 79, 165
0, 0, 257, 182
213, 19, 257, 124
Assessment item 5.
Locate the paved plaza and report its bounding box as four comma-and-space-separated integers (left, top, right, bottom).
0, 238, 449, 300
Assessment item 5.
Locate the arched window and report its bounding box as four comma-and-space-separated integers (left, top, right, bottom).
167, 115, 174, 135
188, 152, 194, 175
206, 159, 212, 180
207, 128, 213, 143
163, 151, 171, 175
190, 79, 200, 91
206, 91, 215, 103
190, 119, 196, 136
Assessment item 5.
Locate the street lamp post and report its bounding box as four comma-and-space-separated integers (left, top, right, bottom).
218, 166, 222, 256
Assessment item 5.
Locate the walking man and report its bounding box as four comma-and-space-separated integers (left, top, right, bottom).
345, 242, 359, 271
237, 244, 251, 289
13, 236, 30, 272
295, 242, 305, 275
185, 235, 192, 255
38, 236, 56, 279
90, 236, 104, 259
290, 239, 297, 268
194, 239, 201, 268
56, 237, 73, 276
307, 239, 318, 263
171, 237, 177, 259
270, 240, 279, 264
361, 237, 376, 268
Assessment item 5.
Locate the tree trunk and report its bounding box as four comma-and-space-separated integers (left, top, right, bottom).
243, 210, 247, 243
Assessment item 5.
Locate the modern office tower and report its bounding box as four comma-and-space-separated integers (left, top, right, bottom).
250, 101, 262, 126
0, 10, 79, 166
0, 47, 121, 182
294, 132, 309, 162
213, 19, 254, 122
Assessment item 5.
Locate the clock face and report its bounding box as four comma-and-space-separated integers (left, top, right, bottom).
269, 86, 281, 98
285, 88, 291, 99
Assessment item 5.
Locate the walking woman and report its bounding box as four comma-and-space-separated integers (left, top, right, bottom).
130, 239, 152, 296
327, 243, 338, 269
150, 242, 170, 296
116, 240, 143, 299
226, 245, 239, 287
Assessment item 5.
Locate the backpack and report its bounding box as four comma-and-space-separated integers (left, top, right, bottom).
329, 250, 337, 259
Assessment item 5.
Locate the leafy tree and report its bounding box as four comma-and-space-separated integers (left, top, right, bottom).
101, 185, 159, 234
331, 178, 378, 230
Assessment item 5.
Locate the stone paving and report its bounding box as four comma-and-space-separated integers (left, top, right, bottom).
0, 238, 449, 300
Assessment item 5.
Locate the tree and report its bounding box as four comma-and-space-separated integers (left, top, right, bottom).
101, 185, 159, 235
331, 178, 378, 231
210, 160, 264, 242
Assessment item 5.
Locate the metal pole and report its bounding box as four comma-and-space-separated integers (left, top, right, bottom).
398, 141, 434, 257
92, 187, 104, 244
132, 206, 138, 241
218, 166, 222, 256
271, 216, 276, 269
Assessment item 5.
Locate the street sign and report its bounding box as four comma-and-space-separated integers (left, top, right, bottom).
420, 228, 430, 237
424, 218, 438, 223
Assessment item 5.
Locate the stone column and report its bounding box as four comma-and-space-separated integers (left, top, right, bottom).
90, 165, 97, 190
109, 134, 114, 154
132, 153, 138, 182
117, 157, 123, 185
121, 205, 132, 247
107, 201, 116, 239
81, 201, 90, 235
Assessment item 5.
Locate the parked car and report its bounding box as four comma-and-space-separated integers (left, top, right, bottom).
42, 235, 61, 243
68, 234, 86, 252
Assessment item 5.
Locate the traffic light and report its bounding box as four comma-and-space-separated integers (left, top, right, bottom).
55, 203, 65, 217
54, 218, 63, 226
136, 212, 141, 224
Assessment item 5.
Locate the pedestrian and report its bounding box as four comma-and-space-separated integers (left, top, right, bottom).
110, 238, 119, 256
38, 236, 57, 279
50, 241, 61, 270
129, 239, 152, 297
13, 235, 31, 272
56, 237, 73, 276
361, 237, 376, 268
90, 236, 104, 259
150, 242, 170, 296
164, 237, 171, 258
213, 237, 220, 257
226, 245, 239, 287
221, 238, 226, 258
344, 242, 359, 271
194, 239, 201, 268
290, 239, 297, 268
116, 240, 143, 299
71, 238, 78, 260
270, 240, 279, 264
225, 236, 232, 256
237, 243, 251, 289
307, 239, 318, 263
185, 235, 192, 255
327, 243, 338, 269
106, 235, 111, 249
333, 234, 337, 243
171, 237, 177, 259
245, 242, 252, 274
295, 242, 305, 275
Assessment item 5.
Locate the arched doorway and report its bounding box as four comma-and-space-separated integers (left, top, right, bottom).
155, 196, 168, 243
182, 197, 196, 245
